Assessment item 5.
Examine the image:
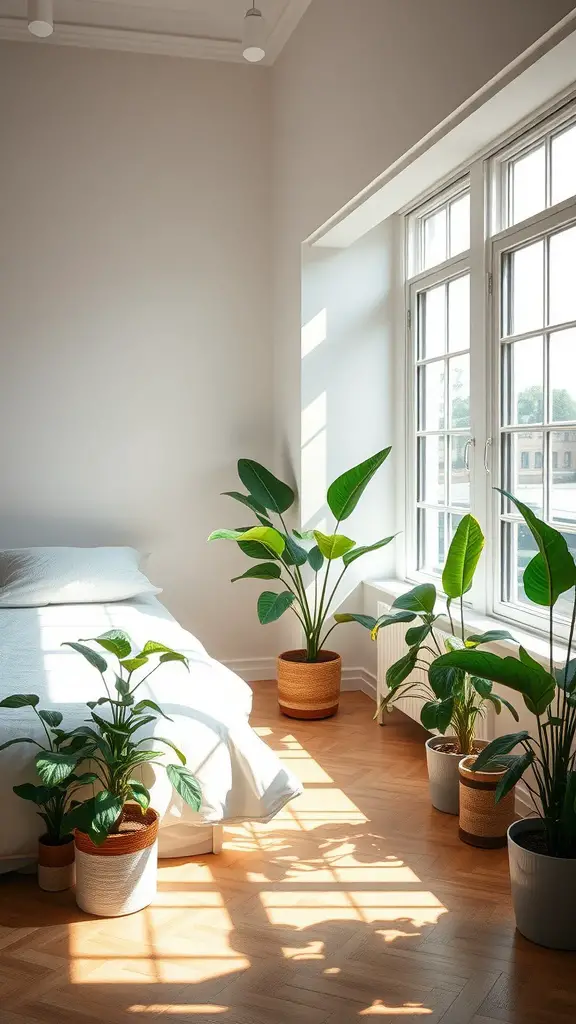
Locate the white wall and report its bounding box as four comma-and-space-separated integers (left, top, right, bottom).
0, 42, 275, 662
272, 0, 575, 670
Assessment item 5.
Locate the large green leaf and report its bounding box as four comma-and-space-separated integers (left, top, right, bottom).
129, 781, 151, 811
209, 527, 285, 558
257, 591, 295, 624
237, 460, 295, 514
139, 641, 180, 657
0, 737, 42, 752
91, 791, 124, 843
79, 630, 132, 659
282, 534, 308, 567
132, 699, 172, 722
120, 656, 149, 673
159, 651, 189, 667
343, 534, 397, 566
442, 514, 484, 599
327, 448, 392, 521
308, 546, 324, 572
405, 624, 431, 648
472, 732, 530, 772
38, 710, 63, 729
334, 613, 377, 630
392, 584, 436, 615
465, 630, 517, 648
0, 694, 40, 709
431, 650, 555, 715
420, 698, 454, 733
222, 491, 269, 517
494, 750, 534, 802
313, 531, 355, 560
386, 649, 418, 689
166, 764, 202, 811
499, 489, 576, 606
370, 609, 417, 640
145, 736, 187, 765
231, 563, 282, 583
62, 642, 108, 673
12, 783, 51, 805
35, 752, 78, 787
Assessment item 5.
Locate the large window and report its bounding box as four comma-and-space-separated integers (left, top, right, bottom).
405, 100, 576, 637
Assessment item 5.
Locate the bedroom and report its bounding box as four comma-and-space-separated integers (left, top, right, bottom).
1, 0, 576, 1020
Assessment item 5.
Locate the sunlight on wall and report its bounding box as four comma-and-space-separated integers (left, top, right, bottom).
301, 307, 327, 358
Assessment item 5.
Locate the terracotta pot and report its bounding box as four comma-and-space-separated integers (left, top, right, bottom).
277, 649, 341, 719
458, 755, 516, 848
38, 835, 75, 892
425, 736, 487, 815
508, 818, 576, 950
75, 804, 159, 917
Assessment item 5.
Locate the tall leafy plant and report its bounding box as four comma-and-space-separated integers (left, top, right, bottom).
433, 492, 576, 857
0, 696, 97, 844
52, 631, 202, 845
338, 514, 518, 754
209, 451, 394, 661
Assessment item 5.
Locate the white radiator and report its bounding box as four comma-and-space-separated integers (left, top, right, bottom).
376, 600, 492, 740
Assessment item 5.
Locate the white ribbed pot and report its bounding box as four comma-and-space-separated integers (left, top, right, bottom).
508, 818, 576, 950
75, 805, 159, 917
38, 835, 75, 892
425, 736, 487, 815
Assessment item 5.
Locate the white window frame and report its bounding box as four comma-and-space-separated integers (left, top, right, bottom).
402, 96, 576, 641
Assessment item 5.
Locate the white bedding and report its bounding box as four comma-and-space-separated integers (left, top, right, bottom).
0, 595, 301, 868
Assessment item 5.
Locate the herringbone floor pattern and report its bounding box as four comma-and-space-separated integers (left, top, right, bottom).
0, 683, 573, 1023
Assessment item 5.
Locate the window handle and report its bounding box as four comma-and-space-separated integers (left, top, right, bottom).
464, 437, 475, 471
484, 437, 493, 473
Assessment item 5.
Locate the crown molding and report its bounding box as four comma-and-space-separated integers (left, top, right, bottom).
0, 0, 312, 64
0, 18, 245, 63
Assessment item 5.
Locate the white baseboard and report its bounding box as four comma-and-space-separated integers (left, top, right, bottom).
223, 657, 276, 682
224, 657, 377, 699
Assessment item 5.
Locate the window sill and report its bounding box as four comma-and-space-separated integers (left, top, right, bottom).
364, 578, 568, 668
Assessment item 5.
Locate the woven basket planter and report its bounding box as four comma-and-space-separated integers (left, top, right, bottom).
38, 836, 75, 892
75, 805, 159, 917
277, 650, 341, 719
459, 755, 516, 848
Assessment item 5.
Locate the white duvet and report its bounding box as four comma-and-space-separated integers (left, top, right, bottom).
0, 595, 301, 867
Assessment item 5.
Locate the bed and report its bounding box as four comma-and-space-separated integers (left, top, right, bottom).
0, 593, 302, 871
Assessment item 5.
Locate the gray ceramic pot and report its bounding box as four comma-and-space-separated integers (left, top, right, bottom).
508, 818, 576, 950
425, 736, 487, 815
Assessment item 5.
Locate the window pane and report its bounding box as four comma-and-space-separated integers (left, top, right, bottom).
550, 328, 576, 422
510, 145, 546, 225
449, 513, 464, 540
549, 226, 576, 327
419, 508, 446, 575
504, 431, 544, 516
512, 521, 538, 608
506, 241, 544, 336
420, 284, 446, 358
448, 275, 470, 352
420, 362, 445, 430
551, 125, 576, 206
419, 435, 446, 505
423, 207, 447, 270
449, 193, 470, 257
551, 430, 576, 526
504, 336, 543, 425
449, 354, 469, 428
450, 435, 470, 508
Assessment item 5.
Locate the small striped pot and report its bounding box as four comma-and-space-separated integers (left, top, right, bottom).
459, 755, 515, 848
75, 805, 159, 917
277, 650, 341, 719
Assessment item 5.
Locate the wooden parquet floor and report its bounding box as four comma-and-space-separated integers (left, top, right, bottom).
0, 683, 574, 1024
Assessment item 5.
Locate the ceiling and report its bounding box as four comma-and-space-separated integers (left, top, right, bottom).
0, 0, 313, 63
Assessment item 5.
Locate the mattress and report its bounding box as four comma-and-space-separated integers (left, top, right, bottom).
0, 595, 302, 868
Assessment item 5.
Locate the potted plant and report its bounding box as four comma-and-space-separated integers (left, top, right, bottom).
339, 514, 517, 813
0, 696, 96, 891
433, 492, 576, 950
59, 631, 202, 917
209, 450, 394, 719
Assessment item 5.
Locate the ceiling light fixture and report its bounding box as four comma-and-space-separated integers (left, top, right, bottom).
27, 0, 54, 37
242, 4, 266, 63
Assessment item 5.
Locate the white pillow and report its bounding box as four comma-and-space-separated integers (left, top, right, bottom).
0, 547, 161, 607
